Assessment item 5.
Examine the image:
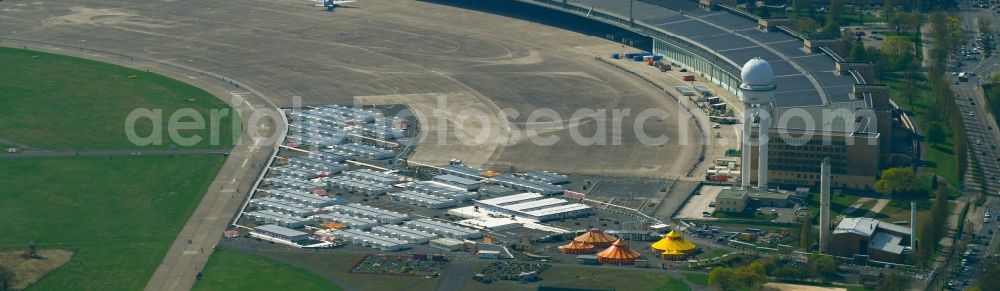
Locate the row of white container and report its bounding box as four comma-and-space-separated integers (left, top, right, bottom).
311, 212, 379, 230
246, 210, 311, 228
389, 191, 457, 209
269, 166, 320, 180
404, 219, 482, 240
328, 143, 395, 160
370, 224, 438, 244
286, 159, 350, 174
326, 176, 395, 195
264, 177, 326, 192
329, 203, 408, 224
343, 169, 404, 185
250, 197, 318, 217
263, 188, 340, 208
332, 228, 411, 252
408, 181, 478, 201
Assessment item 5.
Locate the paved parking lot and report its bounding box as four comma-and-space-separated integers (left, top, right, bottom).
674, 185, 724, 220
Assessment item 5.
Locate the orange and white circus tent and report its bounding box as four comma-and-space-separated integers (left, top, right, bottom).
596, 239, 642, 265
650, 230, 697, 260
574, 229, 617, 248
559, 240, 595, 254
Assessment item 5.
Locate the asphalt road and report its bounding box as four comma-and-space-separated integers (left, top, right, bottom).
0, 149, 229, 159
941, 1, 1000, 288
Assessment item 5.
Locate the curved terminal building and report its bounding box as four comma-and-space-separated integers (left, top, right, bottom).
510, 0, 897, 190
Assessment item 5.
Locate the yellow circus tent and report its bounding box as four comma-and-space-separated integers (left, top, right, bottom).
596, 239, 642, 265
559, 240, 595, 254
650, 230, 697, 260
574, 229, 617, 248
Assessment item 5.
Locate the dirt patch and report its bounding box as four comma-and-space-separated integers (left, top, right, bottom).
0, 249, 75, 290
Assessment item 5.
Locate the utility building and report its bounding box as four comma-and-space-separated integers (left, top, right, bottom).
830, 217, 912, 263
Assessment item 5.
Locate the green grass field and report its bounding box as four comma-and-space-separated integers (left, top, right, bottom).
683, 272, 708, 287
0, 47, 238, 151
0, 156, 225, 290
208, 251, 441, 291
193, 249, 341, 291
462, 264, 692, 291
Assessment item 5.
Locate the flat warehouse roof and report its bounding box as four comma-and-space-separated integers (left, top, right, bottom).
255, 224, 308, 237
407, 219, 480, 235
527, 204, 592, 216
434, 174, 482, 186
503, 198, 570, 211
477, 193, 543, 206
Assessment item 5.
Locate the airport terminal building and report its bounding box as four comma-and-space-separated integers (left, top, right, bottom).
518, 0, 898, 190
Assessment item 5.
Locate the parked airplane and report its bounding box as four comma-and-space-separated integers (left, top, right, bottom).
312, 0, 355, 11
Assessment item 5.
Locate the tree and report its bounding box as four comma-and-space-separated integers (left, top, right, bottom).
734, 262, 767, 290
794, 0, 815, 15
709, 267, 739, 291
926, 122, 947, 145
975, 264, 1000, 289
794, 17, 821, 36
875, 167, 924, 196
918, 184, 951, 265
875, 272, 910, 291
979, 16, 993, 57
809, 255, 839, 282
819, 15, 841, 38
882, 36, 914, 65
0, 265, 14, 291
830, 0, 844, 23
882, 0, 895, 22
847, 40, 868, 62
800, 218, 813, 251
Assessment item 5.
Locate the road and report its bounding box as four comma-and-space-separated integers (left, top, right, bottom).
941, 0, 1000, 288
0, 149, 229, 159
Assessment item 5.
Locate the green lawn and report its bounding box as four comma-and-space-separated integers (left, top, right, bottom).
859, 199, 877, 211
0, 156, 225, 290
882, 74, 960, 187
193, 249, 340, 291
215, 252, 441, 291
683, 273, 709, 286
807, 192, 863, 217
0, 47, 238, 151
462, 264, 692, 291
694, 248, 731, 260
872, 198, 931, 223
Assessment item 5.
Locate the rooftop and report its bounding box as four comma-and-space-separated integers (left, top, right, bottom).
870, 232, 905, 254
254, 224, 308, 237
536, 0, 861, 107
833, 217, 911, 237
717, 187, 791, 200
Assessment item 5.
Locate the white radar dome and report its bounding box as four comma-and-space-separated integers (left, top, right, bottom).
740, 57, 774, 87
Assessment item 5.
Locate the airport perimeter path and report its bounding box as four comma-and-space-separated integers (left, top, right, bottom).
0, 38, 284, 291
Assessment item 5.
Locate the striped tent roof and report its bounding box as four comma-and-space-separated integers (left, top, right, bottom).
596, 239, 641, 260
574, 229, 617, 245
561, 240, 595, 250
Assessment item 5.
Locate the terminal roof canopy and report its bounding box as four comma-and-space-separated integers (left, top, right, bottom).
567, 0, 859, 107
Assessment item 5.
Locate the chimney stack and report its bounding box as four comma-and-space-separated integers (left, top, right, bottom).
819, 157, 831, 254
910, 201, 916, 248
